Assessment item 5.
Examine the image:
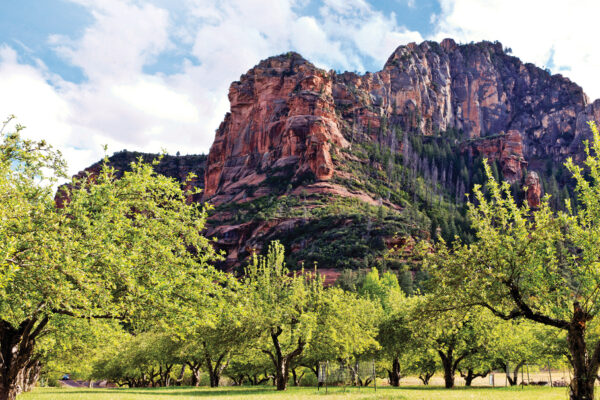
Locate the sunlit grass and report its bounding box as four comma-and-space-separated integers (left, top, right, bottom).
19, 385, 570, 400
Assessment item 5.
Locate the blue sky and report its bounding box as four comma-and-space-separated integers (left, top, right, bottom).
0, 0, 598, 173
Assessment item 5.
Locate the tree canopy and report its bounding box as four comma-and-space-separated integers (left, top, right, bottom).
425, 122, 600, 400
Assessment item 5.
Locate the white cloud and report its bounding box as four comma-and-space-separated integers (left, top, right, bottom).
50, 0, 171, 82
433, 0, 600, 99
0, 0, 425, 175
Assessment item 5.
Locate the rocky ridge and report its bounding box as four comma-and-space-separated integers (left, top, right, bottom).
78, 39, 598, 275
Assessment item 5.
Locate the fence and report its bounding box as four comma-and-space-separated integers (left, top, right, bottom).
317, 360, 376, 393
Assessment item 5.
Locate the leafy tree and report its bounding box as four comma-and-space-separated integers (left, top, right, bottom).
357, 267, 410, 386
244, 241, 323, 390
38, 317, 123, 386
92, 331, 180, 387
404, 347, 438, 385
297, 287, 380, 381
225, 347, 273, 386
0, 120, 220, 400
412, 300, 496, 389
179, 279, 258, 387
491, 320, 551, 386
376, 294, 414, 386
425, 121, 600, 400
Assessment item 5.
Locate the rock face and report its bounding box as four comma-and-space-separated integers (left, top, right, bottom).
204, 39, 594, 206
205, 53, 348, 204
525, 171, 542, 209
77, 39, 599, 271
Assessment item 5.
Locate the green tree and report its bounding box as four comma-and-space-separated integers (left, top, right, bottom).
425, 121, 600, 400
244, 241, 322, 390
357, 267, 409, 386
297, 287, 380, 382
179, 279, 258, 387
0, 120, 220, 400
92, 331, 180, 387
412, 300, 496, 389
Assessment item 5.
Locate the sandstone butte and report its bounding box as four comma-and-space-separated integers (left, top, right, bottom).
75, 39, 600, 270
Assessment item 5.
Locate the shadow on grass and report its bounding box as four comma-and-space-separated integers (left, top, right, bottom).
53, 387, 298, 397
47, 385, 551, 397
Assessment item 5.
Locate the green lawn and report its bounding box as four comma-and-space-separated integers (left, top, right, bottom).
19, 386, 571, 400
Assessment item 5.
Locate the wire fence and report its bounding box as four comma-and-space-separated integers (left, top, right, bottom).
317, 360, 376, 393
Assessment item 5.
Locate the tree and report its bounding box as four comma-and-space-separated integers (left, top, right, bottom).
179, 279, 258, 387
404, 347, 438, 385
92, 331, 180, 387
0, 120, 220, 399
490, 320, 552, 386
297, 287, 380, 382
412, 300, 496, 389
354, 267, 412, 386
425, 121, 600, 400
244, 241, 322, 391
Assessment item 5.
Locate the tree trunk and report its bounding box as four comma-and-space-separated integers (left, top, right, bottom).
187, 362, 201, 387
567, 311, 596, 400
202, 342, 229, 388
175, 364, 186, 386
388, 356, 401, 386
419, 371, 434, 385
291, 367, 304, 386
0, 318, 48, 400
264, 327, 305, 391
463, 369, 475, 387
438, 349, 455, 389
502, 361, 524, 386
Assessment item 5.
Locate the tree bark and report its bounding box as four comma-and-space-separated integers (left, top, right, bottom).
438, 348, 455, 389
419, 371, 434, 385
0, 317, 48, 400
186, 362, 201, 387
459, 368, 489, 386
291, 367, 304, 386
264, 326, 305, 391
567, 303, 596, 400
388, 356, 401, 386
175, 364, 186, 386
202, 345, 228, 388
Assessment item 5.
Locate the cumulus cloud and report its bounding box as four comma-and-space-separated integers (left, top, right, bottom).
0, 0, 424, 175
432, 0, 600, 99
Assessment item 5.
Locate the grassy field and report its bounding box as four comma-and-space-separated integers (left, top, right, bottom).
19, 386, 572, 400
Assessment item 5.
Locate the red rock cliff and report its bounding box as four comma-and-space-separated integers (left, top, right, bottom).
205, 53, 348, 203
204, 40, 597, 204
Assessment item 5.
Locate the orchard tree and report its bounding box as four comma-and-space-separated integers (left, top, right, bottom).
404, 347, 438, 385
491, 320, 551, 386
244, 241, 323, 391
425, 121, 600, 400
357, 268, 415, 386
0, 119, 220, 399
38, 317, 123, 386
225, 347, 273, 386
412, 300, 496, 389
297, 287, 380, 382
92, 331, 180, 387
376, 293, 414, 386
179, 280, 258, 387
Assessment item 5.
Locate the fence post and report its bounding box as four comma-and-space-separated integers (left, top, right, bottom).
326, 361, 328, 394
373, 359, 376, 392
521, 364, 524, 389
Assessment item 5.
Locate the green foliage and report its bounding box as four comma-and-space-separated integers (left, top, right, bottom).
0, 119, 222, 398
424, 122, 600, 398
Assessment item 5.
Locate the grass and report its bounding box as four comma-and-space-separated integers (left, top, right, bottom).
19, 385, 571, 400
